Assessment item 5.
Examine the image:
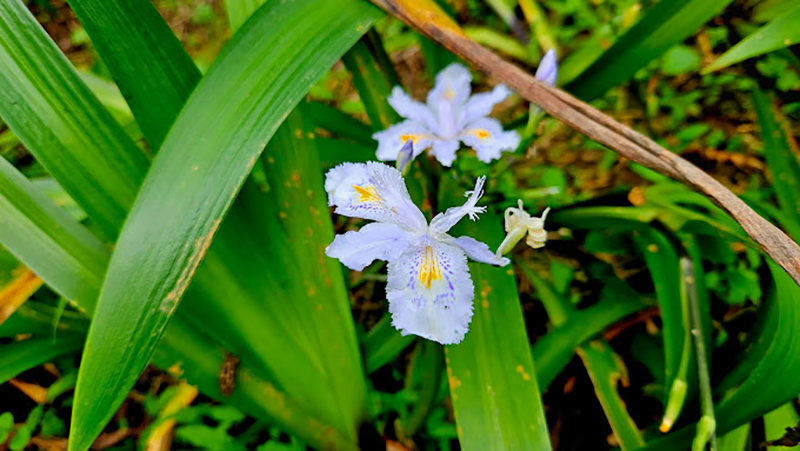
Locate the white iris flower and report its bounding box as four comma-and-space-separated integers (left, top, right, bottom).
325, 162, 509, 344
373, 63, 521, 167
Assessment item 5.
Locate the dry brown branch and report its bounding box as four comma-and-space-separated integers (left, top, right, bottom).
368, 0, 800, 286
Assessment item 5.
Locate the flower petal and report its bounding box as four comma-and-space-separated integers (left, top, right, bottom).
451, 235, 510, 266
430, 139, 460, 167
325, 162, 428, 231
427, 63, 472, 138
461, 84, 512, 126
387, 86, 438, 131
429, 176, 486, 234
387, 237, 474, 344
459, 117, 520, 163
326, 222, 415, 271
373, 120, 434, 162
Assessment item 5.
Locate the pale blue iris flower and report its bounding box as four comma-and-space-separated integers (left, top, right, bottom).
373, 63, 520, 167
325, 162, 509, 344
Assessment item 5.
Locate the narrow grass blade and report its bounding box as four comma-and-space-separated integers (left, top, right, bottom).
752, 87, 800, 240
565, 0, 735, 100
0, 336, 84, 385
67, 0, 200, 150
444, 196, 551, 450
704, 5, 800, 72
717, 424, 750, 451
70, 2, 382, 448
577, 340, 646, 450
0, 268, 43, 325
0, 0, 149, 239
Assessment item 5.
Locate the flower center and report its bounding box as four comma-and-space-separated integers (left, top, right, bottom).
352, 185, 381, 203
418, 246, 442, 289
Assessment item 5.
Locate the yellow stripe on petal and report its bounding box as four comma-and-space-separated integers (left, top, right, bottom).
471, 129, 491, 140
418, 246, 442, 289
400, 133, 420, 145
352, 184, 381, 203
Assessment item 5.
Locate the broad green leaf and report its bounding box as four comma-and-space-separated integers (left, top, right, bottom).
577, 340, 645, 450
0, 157, 107, 312
444, 195, 551, 450
717, 424, 749, 451
71, 2, 381, 448
763, 402, 800, 449
704, 5, 800, 72
0, 336, 84, 385
0, 302, 87, 338
317, 137, 376, 164
752, 87, 800, 240
0, 0, 149, 240
363, 314, 417, 374
154, 312, 360, 451
67, 0, 201, 150
565, 0, 735, 100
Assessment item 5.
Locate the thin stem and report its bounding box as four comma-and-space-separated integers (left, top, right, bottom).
682, 257, 717, 451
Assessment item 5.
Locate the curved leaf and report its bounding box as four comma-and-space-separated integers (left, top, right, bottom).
0, 0, 149, 240
66, 0, 201, 149
70, 1, 382, 448
444, 198, 552, 450
0, 336, 84, 385
565, 0, 734, 100
704, 5, 800, 73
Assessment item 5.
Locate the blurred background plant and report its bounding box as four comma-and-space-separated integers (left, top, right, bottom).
0, 0, 799, 450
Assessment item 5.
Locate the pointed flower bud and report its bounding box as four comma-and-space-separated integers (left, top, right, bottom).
395, 139, 414, 175
535, 49, 558, 87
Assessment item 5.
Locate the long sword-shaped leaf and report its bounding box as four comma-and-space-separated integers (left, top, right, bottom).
0, 0, 149, 240
444, 196, 551, 450
66, 0, 201, 150
0, 157, 107, 312
564, 0, 734, 100
70, 1, 381, 448
0, 336, 84, 385
704, 4, 800, 73
0, 145, 361, 448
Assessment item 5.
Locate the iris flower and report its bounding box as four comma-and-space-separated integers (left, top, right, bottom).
325, 162, 509, 344
373, 63, 520, 167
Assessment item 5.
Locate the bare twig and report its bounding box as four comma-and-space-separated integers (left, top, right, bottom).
368, 0, 800, 286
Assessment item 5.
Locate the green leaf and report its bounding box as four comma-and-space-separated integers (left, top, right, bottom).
363, 314, 417, 374
0, 336, 83, 385
717, 424, 750, 451
704, 4, 800, 73
66, 0, 202, 150
752, 86, 800, 240
342, 33, 401, 131
0, 0, 150, 240
70, 2, 381, 448
565, 0, 735, 100
304, 100, 375, 147
0, 157, 107, 313
531, 278, 650, 390
577, 340, 645, 450
226, 0, 267, 32
443, 193, 551, 450
763, 402, 800, 449
660, 45, 702, 75
153, 316, 361, 451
